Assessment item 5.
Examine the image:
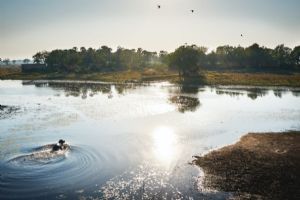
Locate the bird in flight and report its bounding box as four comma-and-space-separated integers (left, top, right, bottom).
157, 5, 161, 9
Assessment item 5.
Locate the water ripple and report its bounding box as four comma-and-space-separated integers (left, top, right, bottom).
0, 145, 102, 200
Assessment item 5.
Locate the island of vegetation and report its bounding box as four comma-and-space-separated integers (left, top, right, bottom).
1, 43, 300, 86
193, 131, 300, 200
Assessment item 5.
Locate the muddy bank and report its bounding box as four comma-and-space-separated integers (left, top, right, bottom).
193, 132, 300, 200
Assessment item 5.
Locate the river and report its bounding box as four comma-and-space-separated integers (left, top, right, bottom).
0, 80, 299, 199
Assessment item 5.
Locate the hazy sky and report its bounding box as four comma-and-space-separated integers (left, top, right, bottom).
1, 0, 299, 59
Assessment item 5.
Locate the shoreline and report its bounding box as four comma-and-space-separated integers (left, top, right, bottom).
12, 80, 300, 94
1, 68, 300, 87
193, 131, 300, 200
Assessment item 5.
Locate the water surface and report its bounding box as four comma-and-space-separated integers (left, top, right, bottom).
0, 80, 299, 199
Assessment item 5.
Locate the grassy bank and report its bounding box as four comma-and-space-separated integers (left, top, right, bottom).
1, 67, 300, 87
193, 131, 300, 200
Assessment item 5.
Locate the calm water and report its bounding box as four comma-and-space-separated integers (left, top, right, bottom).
0, 80, 299, 200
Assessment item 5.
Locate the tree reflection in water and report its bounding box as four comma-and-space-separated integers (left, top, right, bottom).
168, 81, 202, 113
169, 96, 200, 113
23, 81, 146, 99
23, 80, 300, 112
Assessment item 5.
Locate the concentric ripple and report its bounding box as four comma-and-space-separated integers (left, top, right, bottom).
0, 145, 102, 200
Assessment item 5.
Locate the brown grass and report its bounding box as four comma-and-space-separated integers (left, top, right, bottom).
193, 131, 300, 200
1, 67, 300, 87
0, 66, 21, 77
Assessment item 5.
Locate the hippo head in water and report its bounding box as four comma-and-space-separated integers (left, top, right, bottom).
58, 139, 65, 145
52, 139, 67, 151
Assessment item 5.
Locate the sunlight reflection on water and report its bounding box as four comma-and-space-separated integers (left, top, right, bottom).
152, 126, 178, 166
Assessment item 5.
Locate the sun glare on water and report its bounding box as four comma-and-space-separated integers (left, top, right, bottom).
152, 126, 178, 166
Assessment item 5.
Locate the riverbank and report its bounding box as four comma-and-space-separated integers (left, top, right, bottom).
193, 131, 300, 200
1, 67, 300, 87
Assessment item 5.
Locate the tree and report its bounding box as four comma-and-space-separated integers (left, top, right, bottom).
168, 45, 203, 77
272, 44, 292, 68
33, 51, 48, 64
216, 45, 235, 67
95, 45, 113, 69
245, 43, 265, 68
23, 58, 30, 64
3, 58, 10, 65
291, 46, 300, 67
159, 50, 168, 63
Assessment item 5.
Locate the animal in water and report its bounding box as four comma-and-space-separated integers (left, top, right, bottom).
9, 140, 70, 164
191, 9, 194, 13
241, 34, 243, 37
0, 104, 7, 110
51, 139, 69, 152
157, 5, 161, 9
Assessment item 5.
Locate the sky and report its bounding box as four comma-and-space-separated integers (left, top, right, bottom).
0, 0, 300, 59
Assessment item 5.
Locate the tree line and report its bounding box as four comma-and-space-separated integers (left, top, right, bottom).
27, 43, 300, 74
0, 58, 30, 65
31, 46, 164, 73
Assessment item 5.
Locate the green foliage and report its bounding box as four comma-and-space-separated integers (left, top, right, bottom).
291, 46, 300, 66
272, 44, 293, 68
41, 46, 163, 73
33, 51, 48, 64
32, 43, 300, 74
168, 45, 206, 77
211, 43, 299, 70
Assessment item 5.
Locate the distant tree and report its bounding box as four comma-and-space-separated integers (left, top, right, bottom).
3, 58, 10, 65
64, 48, 81, 71
33, 51, 48, 64
168, 45, 204, 77
96, 45, 113, 69
159, 50, 168, 63
232, 46, 246, 67
245, 43, 264, 68
291, 46, 300, 67
80, 47, 87, 53
272, 44, 292, 68
216, 45, 234, 66
23, 58, 30, 64
197, 46, 208, 66
114, 47, 135, 70
45, 50, 64, 71
206, 51, 217, 67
